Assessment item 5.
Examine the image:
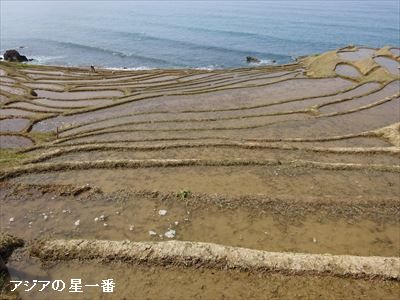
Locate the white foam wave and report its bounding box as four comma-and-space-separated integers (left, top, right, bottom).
194, 65, 219, 71
31, 56, 65, 63
105, 66, 155, 71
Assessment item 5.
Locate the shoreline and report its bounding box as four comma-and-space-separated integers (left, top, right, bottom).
0, 58, 296, 73
1, 44, 398, 73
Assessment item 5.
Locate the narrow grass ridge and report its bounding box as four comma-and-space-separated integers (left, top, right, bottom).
29, 239, 400, 280
1, 158, 399, 181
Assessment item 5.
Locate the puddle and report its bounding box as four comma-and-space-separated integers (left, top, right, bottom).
10, 165, 400, 198
1, 185, 399, 256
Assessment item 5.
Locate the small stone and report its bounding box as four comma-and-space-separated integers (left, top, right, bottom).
9, 217, 14, 223
129, 225, 134, 231
174, 221, 179, 226
43, 215, 48, 221
94, 217, 99, 222
312, 237, 317, 243
158, 210, 167, 216
164, 229, 176, 239
74, 220, 80, 226
62, 209, 67, 214
116, 211, 120, 215
149, 230, 157, 236
99, 215, 106, 221
28, 221, 33, 225
103, 223, 108, 227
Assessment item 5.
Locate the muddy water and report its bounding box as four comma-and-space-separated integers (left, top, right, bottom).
1, 185, 399, 256
6, 257, 400, 300
43, 147, 400, 166
10, 166, 400, 198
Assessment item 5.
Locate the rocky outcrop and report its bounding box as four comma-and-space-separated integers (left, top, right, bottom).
246, 56, 261, 63
3, 49, 29, 62
0, 233, 24, 265
0, 234, 23, 300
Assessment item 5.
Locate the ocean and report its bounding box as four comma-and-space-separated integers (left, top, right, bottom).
1, 0, 399, 69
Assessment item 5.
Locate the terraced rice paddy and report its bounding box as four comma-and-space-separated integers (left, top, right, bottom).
0, 46, 399, 299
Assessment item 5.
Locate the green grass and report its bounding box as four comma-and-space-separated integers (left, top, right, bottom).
0, 150, 28, 168
177, 189, 191, 199
30, 131, 56, 143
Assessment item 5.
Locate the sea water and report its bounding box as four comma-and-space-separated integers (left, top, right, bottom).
1, 0, 399, 69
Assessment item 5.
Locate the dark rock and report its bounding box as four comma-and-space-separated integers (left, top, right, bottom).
246, 56, 261, 63
0, 233, 24, 264
3, 49, 29, 62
